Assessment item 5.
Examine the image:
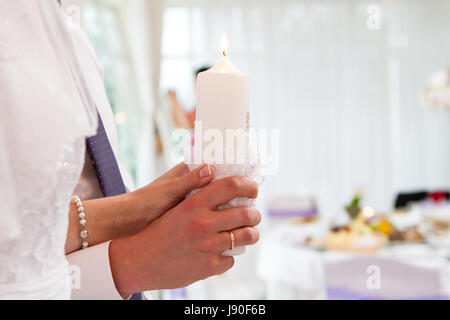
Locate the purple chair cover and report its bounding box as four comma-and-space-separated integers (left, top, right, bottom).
326, 286, 448, 300
267, 208, 318, 218
165, 288, 187, 300
324, 257, 447, 300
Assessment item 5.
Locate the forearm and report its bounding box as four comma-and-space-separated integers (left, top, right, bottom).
108, 236, 140, 298
108, 229, 171, 298
65, 163, 214, 255
65, 193, 147, 254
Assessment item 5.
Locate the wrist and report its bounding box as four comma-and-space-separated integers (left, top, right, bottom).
121, 191, 151, 233
129, 186, 159, 225
109, 238, 137, 299
109, 228, 163, 297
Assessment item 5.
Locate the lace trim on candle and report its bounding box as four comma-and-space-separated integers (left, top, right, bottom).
184, 147, 263, 210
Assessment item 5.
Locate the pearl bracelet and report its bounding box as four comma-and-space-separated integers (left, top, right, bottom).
72, 195, 88, 249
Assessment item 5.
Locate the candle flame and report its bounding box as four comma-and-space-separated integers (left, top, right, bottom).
220, 33, 228, 57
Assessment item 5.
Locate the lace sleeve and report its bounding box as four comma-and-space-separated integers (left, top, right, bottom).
0, 0, 98, 241
0, 128, 20, 240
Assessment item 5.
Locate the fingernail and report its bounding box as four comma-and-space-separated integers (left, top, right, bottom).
199, 165, 211, 178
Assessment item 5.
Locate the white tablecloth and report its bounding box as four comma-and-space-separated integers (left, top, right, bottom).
257, 225, 450, 299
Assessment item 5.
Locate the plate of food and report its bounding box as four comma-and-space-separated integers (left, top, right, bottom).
324, 214, 388, 253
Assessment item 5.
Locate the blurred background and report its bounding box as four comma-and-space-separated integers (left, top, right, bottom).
68, 0, 450, 299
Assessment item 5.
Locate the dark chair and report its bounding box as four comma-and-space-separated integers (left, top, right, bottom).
394, 191, 427, 209
394, 190, 450, 209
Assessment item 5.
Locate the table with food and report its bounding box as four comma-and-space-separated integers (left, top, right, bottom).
258, 191, 450, 299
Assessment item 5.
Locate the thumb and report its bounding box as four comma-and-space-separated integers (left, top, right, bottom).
170, 164, 215, 197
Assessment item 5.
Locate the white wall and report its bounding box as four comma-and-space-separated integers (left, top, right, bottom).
160, 0, 450, 215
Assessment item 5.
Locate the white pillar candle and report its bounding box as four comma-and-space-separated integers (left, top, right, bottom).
195, 35, 250, 163
193, 35, 252, 256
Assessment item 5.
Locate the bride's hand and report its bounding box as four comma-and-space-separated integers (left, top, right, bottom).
65, 163, 214, 254
130, 162, 215, 225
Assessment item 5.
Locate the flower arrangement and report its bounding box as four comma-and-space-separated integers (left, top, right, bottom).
344, 188, 364, 220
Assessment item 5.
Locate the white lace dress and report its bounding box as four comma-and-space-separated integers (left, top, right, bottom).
0, 1, 97, 299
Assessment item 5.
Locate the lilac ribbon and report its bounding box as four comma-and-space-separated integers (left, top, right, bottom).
326, 286, 448, 300
267, 208, 317, 218
165, 288, 187, 300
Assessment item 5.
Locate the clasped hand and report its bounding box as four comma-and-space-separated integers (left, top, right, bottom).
107, 163, 261, 297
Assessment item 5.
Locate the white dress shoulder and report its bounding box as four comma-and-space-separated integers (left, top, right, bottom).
0, 0, 97, 299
